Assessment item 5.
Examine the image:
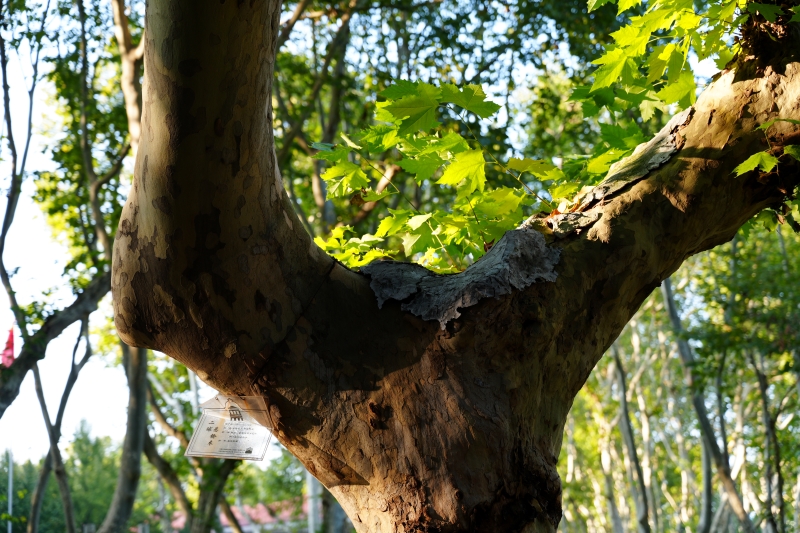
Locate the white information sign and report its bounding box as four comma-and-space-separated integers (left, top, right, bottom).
185, 396, 273, 461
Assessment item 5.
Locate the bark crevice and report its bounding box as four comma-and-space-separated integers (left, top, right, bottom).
362, 227, 560, 329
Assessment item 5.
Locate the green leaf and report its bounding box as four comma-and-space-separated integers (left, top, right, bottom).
360, 125, 399, 152
600, 123, 645, 150
715, 48, 735, 70
753, 209, 778, 231
441, 84, 502, 118
313, 144, 351, 163
321, 161, 369, 197
732, 151, 779, 176
375, 101, 399, 123
386, 94, 441, 135
473, 188, 526, 217
757, 118, 800, 130
380, 80, 419, 99
418, 132, 470, 156
437, 149, 486, 195
340, 132, 361, 149
610, 25, 649, 56
398, 153, 444, 182
507, 157, 557, 177
747, 3, 784, 22
656, 69, 696, 106
407, 213, 433, 230
375, 211, 411, 237
617, 0, 642, 14
586, 148, 627, 174
587, 0, 615, 13
550, 182, 580, 201
591, 48, 627, 91
311, 142, 335, 151
361, 189, 392, 202
784, 145, 800, 160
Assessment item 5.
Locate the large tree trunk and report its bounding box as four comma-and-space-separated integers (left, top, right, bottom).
111, 1, 800, 531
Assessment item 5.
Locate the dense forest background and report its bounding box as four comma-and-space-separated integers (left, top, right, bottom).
0, 0, 798, 532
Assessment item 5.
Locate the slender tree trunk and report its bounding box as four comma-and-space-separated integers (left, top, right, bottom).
752, 352, 786, 533
97, 345, 148, 533
32, 365, 77, 533
190, 460, 238, 533
26, 455, 51, 533
636, 386, 659, 533
698, 439, 714, 533
220, 498, 244, 533
111, 1, 800, 530
601, 438, 625, 533
661, 279, 755, 532
612, 346, 651, 533
144, 430, 196, 531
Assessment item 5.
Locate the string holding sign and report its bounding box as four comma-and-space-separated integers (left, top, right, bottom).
185, 395, 274, 461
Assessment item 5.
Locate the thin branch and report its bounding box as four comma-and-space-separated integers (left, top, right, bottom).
342, 164, 400, 227
32, 364, 77, 533
147, 380, 190, 450
276, 0, 355, 166
0, 8, 25, 331
143, 430, 193, 525
220, 498, 245, 533
148, 372, 187, 428
276, 0, 313, 51
27, 319, 87, 533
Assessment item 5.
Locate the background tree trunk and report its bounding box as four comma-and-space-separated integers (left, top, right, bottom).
111, 0, 800, 530
97, 345, 148, 533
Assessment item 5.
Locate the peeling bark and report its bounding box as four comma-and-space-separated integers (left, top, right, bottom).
112, 1, 800, 531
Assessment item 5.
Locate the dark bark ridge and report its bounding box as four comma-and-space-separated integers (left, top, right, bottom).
111, 1, 800, 530
362, 227, 560, 328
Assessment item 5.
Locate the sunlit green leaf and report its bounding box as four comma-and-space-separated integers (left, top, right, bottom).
386, 94, 441, 135
784, 145, 800, 161
407, 213, 433, 230
733, 151, 779, 176
656, 69, 696, 106
507, 157, 557, 176
437, 149, 486, 195
441, 84, 502, 118
747, 3, 784, 22
321, 161, 369, 197
399, 153, 444, 182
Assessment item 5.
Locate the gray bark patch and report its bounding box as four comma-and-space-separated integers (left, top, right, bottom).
362, 227, 560, 329
576, 107, 695, 210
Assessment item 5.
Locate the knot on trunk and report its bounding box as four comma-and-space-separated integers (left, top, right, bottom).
361, 227, 560, 329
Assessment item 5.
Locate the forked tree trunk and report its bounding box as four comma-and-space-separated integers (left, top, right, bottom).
111, 1, 800, 531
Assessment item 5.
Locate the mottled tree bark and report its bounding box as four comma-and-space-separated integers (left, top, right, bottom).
111, 1, 800, 531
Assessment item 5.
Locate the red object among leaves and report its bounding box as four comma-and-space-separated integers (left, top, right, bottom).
1, 328, 14, 368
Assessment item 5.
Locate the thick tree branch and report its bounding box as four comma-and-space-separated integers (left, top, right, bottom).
112, 2, 800, 529
0, 270, 110, 418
